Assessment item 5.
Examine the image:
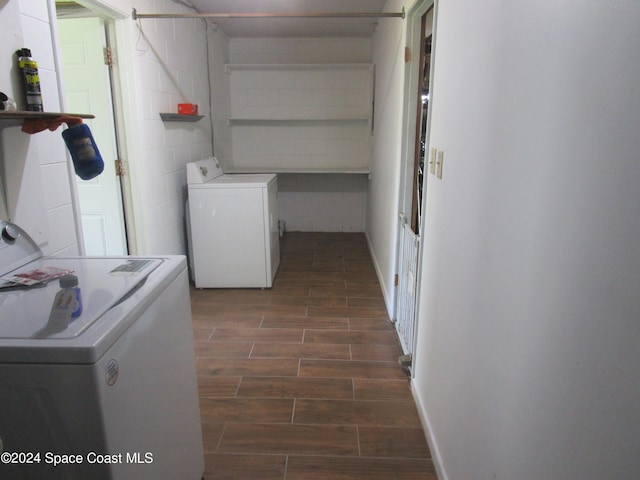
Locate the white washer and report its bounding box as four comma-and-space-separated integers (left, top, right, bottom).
0, 221, 204, 480
186, 157, 280, 288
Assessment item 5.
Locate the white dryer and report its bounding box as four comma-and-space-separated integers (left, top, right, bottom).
186, 157, 279, 288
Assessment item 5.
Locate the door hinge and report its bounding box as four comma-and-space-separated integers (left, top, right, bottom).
104, 47, 114, 67
404, 47, 412, 63
114, 159, 125, 177
394, 273, 399, 286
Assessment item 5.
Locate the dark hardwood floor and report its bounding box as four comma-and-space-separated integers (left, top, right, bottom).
190, 232, 437, 479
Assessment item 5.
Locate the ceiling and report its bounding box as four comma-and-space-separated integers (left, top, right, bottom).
186, 0, 389, 38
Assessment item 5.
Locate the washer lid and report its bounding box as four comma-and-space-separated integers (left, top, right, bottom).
188, 172, 277, 189
0, 257, 162, 341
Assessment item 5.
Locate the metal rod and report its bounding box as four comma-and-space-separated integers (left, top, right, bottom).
131, 7, 405, 21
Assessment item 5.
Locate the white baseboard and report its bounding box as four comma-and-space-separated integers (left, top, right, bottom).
410, 381, 449, 480
364, 230, 394, 318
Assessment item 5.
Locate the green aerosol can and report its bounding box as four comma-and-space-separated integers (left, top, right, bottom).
16, 48, 43, 112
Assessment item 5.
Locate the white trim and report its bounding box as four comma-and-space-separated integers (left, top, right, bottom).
73, 0, 128, 19
365, 230, 394, 319
411, 380, 449, 480
108, 16, 145, 254
48, 0, 86, 255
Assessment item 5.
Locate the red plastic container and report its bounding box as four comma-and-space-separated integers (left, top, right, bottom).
178, 103, 198, 115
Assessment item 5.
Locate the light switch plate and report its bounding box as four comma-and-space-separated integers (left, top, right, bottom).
430, 148, 437, 175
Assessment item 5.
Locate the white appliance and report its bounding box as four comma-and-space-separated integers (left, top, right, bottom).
186, 157, 279, 288
0, 221, 204, 480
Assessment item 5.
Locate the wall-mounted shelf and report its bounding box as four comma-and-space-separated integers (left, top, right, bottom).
0, 111, 95, 121
225, 166, 370, 175
224, 63, 373, 73
159, 113, 204, 122
0, 111, 96, 134
225, 63, 373, 173
227, 117, 371, 126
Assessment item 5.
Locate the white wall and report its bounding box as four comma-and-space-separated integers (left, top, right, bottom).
412, 1, 640, 479
0, 0, 79, 255
367, 0, 409, 314
227, 66, 372, 171
278, 173, 367, 232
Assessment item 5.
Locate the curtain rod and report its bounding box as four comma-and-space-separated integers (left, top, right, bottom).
131, 8, 404, 20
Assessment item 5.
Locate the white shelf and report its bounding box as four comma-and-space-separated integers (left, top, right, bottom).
159, 113, 204, 122
224, 166, 370, 175
225, 63, 374, 173
227, 117, 370, 126
225, 63, 373, 73
0, 111, 95, 120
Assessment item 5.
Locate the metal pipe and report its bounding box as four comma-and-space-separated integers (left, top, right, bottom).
131, 7, 404, 20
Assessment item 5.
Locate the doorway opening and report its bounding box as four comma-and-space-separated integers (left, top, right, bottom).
395, 1, 435, 368
410, 8, 433, 236
55, 1, 129, 255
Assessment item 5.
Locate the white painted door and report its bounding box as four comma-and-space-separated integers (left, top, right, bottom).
58, 16, 127, 255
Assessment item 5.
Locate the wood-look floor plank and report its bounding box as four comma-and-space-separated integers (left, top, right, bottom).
353, 379, 415, 401
268, 295, 347, 307
286, 456, 438, 480
192, 289, 272, 305
203, 453, 286, 480
218, 424, 359, 456
310, 286, 383, 298
199, 304, 308, 317
358, 426, 431, 458
347, 297, 387, 309
304, 330, 398, 345
209, 327, 304, 343
299, 359, 407, 380
348, 317, 395, 331
201, 423, 225, 453
273, 279, 346, 289
197, 376, 241, 397
293, 399, 422, 427
261, 316, 349, 330
193, 327, 213, 341
307, 306, 388, 318
199, 398, 294, 423
265, 286, 310, 296
191, 315, 263, 329
197, 357, 299, 377
250, 343, 351, 360
350, 343, 403, 362
194, 341, 253, 358
237, 376, 354, 399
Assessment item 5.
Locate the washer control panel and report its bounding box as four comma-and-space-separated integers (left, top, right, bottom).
0, 221, 42, 277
